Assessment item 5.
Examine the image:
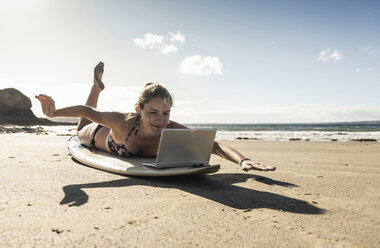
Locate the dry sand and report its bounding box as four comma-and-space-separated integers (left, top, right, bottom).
0, 135, 379, 247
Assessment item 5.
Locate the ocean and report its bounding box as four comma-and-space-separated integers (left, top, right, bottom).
29, 121, 380, 142
186, 122, 380, 142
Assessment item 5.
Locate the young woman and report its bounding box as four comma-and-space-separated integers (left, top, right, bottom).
36, 62, 276, 172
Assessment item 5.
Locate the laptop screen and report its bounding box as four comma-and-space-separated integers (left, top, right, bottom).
155, 129, 216, 167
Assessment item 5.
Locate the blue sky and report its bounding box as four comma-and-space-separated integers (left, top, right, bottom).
0, 0, 379, 123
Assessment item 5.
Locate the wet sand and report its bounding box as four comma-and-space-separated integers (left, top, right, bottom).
0, 135, 379, 247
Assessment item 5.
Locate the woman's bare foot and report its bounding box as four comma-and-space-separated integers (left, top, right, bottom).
94, 62, 105, 91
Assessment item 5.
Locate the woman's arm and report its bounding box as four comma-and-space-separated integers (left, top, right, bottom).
35, 94, 125, 130
212, 141, 276, 172
166, 120, 274, 172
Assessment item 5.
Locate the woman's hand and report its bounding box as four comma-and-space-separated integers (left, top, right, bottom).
241, 160, 276, 172
35, 94, 56, 117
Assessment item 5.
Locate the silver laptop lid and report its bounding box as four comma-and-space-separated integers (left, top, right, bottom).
155, 129, 216, 168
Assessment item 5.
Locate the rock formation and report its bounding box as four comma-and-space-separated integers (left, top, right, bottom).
0, 88, 70, 125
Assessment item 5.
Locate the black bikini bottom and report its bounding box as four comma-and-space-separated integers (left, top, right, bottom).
89, 124, 103, 151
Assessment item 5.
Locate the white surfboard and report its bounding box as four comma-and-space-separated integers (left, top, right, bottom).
68, 136, 220, 176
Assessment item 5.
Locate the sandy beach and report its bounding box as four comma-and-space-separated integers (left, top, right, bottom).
0, 135, 379, 247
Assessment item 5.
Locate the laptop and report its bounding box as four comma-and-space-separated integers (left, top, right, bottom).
142, 129, 216, 168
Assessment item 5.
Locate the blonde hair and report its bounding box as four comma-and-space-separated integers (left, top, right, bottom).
125, 82, 173, 122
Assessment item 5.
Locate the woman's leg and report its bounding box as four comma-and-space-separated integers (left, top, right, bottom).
77, 62, 104, 131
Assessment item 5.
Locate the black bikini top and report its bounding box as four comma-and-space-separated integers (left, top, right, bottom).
107, 118, 140, 157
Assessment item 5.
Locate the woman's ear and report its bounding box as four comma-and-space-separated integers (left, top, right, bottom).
136, 104, 142, 115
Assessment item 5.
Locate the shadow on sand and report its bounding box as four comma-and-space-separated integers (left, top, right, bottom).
60, 173, 324, 215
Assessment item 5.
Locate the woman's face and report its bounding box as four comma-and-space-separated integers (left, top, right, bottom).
138, 97, 171, 136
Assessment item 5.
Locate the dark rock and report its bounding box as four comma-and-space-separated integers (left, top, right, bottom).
0, 88, 46, 125
0, 125, 49, 135
0, 88, 74, 126
0, 88, 31, 111
51, 228, 64, 234
350, 138, 377, 142
235, 137, 259, 140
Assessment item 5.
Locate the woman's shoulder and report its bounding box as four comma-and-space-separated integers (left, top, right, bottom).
111, 113, 138, 141
111, 112, 137, 130
123, 112, 139, 126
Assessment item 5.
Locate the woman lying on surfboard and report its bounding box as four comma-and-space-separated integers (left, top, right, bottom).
36, 62, 276, 172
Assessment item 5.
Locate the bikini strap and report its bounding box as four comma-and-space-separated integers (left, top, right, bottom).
124, 126, 135, 143
124, 116, 140, 143
89, 124, 103, 151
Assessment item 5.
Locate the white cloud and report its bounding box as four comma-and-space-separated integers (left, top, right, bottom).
331, 49, 343, 61
360, 45, 378, 54
133, 33, 165, 49
161, 44, 178, 54
169, 32, 185, 44
318, 49, 331, 62
318, 48, 343, 62
355, 67, 373, 73
178, 55, 223, 76
133, 32, 184, 54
